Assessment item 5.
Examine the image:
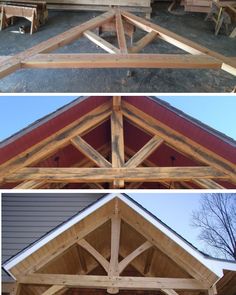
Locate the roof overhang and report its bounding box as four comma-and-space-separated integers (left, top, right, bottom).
3, 193, 236, 280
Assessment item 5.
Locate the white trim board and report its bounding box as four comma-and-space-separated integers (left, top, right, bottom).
3, 193, 236, 279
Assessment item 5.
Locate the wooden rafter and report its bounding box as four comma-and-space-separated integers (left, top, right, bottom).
0, 9, 235, 78
7, 200, 219, 295
0, 102, 111, 182
1, 97, 235, 189
122, 101, 236, 183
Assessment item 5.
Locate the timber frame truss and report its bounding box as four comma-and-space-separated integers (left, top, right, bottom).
0, 97, 235, 189
5, 198, 218, 295
0, 8, 236, 78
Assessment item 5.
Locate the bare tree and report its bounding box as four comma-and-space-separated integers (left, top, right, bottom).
192, 193, 236, 260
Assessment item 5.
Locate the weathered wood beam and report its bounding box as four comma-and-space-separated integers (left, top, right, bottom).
19, 274, 207, 290
111, 96, 125, 188
40, 143, 110, 189
14, 180, 46, 189
22, 53, 222, 69
6, 167, 228, 183
41, 285, 65, 295
108, 214, 121, 294
83, 30, 120, 54
116, 11, 128, 53
129, 31, 158, 53
0, 102, 111, 182
118, 241, 152, 274
87, 183, 104, 189
193, 178, 225, 189
78, 239, 109, 272
113, 96, 122, 111
0, 10, 116, 79
125, 136, 163, 167
121, 10, 236, 76
71, 135, 112, 168
122, 101, 235, 183
125, 182, 143, 189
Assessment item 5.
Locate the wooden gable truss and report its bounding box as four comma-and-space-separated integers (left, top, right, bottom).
3, 196, 222, 295
0, 97, 235, 189
0, 8, 236, 79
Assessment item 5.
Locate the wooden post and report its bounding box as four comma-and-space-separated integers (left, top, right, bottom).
111, 96, 125, 188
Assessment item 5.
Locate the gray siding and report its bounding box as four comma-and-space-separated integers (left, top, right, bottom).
2, 193, 104, 282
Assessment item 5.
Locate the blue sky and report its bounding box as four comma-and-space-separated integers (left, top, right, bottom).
0, 95, 235, 141
130, 193, 204, 250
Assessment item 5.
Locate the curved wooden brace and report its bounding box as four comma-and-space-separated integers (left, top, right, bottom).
78, 239, 109, 272
118, 241, 152, 274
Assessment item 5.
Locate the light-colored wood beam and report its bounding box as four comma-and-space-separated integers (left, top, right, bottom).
78, 239, 109, 272
41, 285, 65, 295
71, 135, 112, 168
0, 102, 111, 182
144, 247, 154, 275
161, 289, 179, 295
21, 213, 111, 276
108, 214, 121, 294
121, 10, 236, 76
193, 178, 225, 189
111, 96, 125, 188
19, 274, 207, 290
10, 283, 21, 295
118, 241, 152, 274
83, 30, 120, 54
22, 53, 222, 69
129, 31, 158, 53
6, 166, 228, 183
14, 180, 46, 189
77, 246, 87, 273
122, 101, 235, 183
0, 10, 116, 79
116, 11, 128, 53
125, 136, 163, 167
